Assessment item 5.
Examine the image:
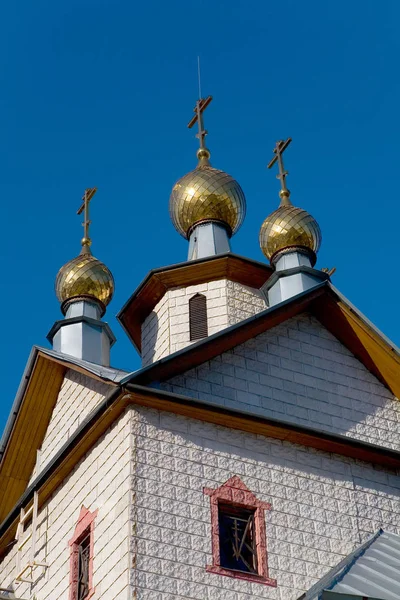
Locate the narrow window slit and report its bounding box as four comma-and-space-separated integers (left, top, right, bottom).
77, 531, 90, 600
189, 293, 208, 341
69, 506, 97, 600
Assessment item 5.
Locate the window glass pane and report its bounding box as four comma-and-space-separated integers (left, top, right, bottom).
218, 504, 258, 574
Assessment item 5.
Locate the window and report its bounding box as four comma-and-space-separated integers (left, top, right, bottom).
77, 532, 90, 600
204, 476, 276, 587
189, 294, 208, 341
69, 506, 97, 600
218, 504, 257, 574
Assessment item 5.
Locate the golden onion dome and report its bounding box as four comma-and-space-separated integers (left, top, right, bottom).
169, 149, 246, 239
55, 245, 114, 311
259, 198, 321, 263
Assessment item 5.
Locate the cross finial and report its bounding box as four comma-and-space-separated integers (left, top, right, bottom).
267, 138, 292, 205
77, 187, 97, 251
188, 95, 213, 164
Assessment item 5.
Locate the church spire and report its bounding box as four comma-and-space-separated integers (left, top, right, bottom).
48, 188, 116, 366
260, 137, 321, 266
259, 138, 326, 307
169, 94, 246, 261
55, 188, 114, 312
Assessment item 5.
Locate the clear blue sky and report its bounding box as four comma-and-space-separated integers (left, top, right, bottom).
1, 1, 399, 435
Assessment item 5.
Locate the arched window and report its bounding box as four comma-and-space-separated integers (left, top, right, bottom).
189, 293, 208, 341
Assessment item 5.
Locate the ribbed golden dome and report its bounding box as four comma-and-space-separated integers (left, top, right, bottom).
169, 155, 246, 239
55, 246, 114, 309
259, 203, 321, 262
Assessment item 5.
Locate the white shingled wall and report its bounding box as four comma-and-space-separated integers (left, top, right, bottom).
141, 279, 266, 366
131, 407, 400, 600
0, 409, 133, 600
29, 370, 110, 481
2, 405, 400, 600
162, 312, 400, 451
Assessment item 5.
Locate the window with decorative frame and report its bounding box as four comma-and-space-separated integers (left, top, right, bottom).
69, 506, 97, 600
204, 476, 276, 587
189, 293, 208, 341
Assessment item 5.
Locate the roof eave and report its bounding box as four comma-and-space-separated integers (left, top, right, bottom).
116, 252, 273, 352
116, 251, 272, 320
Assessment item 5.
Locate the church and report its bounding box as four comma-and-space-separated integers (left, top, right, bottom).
0, 94, 399, 600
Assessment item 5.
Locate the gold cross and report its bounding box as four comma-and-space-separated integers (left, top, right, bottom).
267, 138, 292, 193
188, 95, 212, 149
77, 187, 97, 246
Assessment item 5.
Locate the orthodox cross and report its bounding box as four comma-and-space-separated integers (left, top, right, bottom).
267, 137, 292, 193
77, 187, 97, 245
188, 95, 213, 149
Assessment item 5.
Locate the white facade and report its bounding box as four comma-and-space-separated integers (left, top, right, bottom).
33, 370, 109, 477
2, 404, 400, 600
1, 408, 132, 600
2, 306, 400, 600
141, 279, 266, 366
132, 407, 400, 600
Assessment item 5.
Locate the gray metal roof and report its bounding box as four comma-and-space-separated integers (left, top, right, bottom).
35, 346, 133, 383
301, 529, 400, 600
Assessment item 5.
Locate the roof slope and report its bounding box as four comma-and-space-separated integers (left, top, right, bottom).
127, 281, 400, 401
301, 529, 400, 600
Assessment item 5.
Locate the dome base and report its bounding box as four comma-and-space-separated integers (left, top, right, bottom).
261, 250, 329, 307
61, 295, 106, 318
47, 310, 116, 367
188, 221, 231, 261
271, 246, 317, 268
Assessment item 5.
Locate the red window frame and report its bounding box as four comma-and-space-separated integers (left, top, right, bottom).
68, 506, 98, 600
204, 476, 277, 587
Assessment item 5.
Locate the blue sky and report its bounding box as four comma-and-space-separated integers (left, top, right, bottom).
1, 0, 399, 434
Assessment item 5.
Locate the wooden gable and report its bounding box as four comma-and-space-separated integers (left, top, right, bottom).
0, 351, 117, 524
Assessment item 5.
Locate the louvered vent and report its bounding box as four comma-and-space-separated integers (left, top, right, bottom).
189, 294, 208, 341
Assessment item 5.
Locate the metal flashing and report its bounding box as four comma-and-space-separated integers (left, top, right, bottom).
262, 265, 329, 291
0, 347, 39, 464
46, 315, 116, 347
35, 346, 133, 382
